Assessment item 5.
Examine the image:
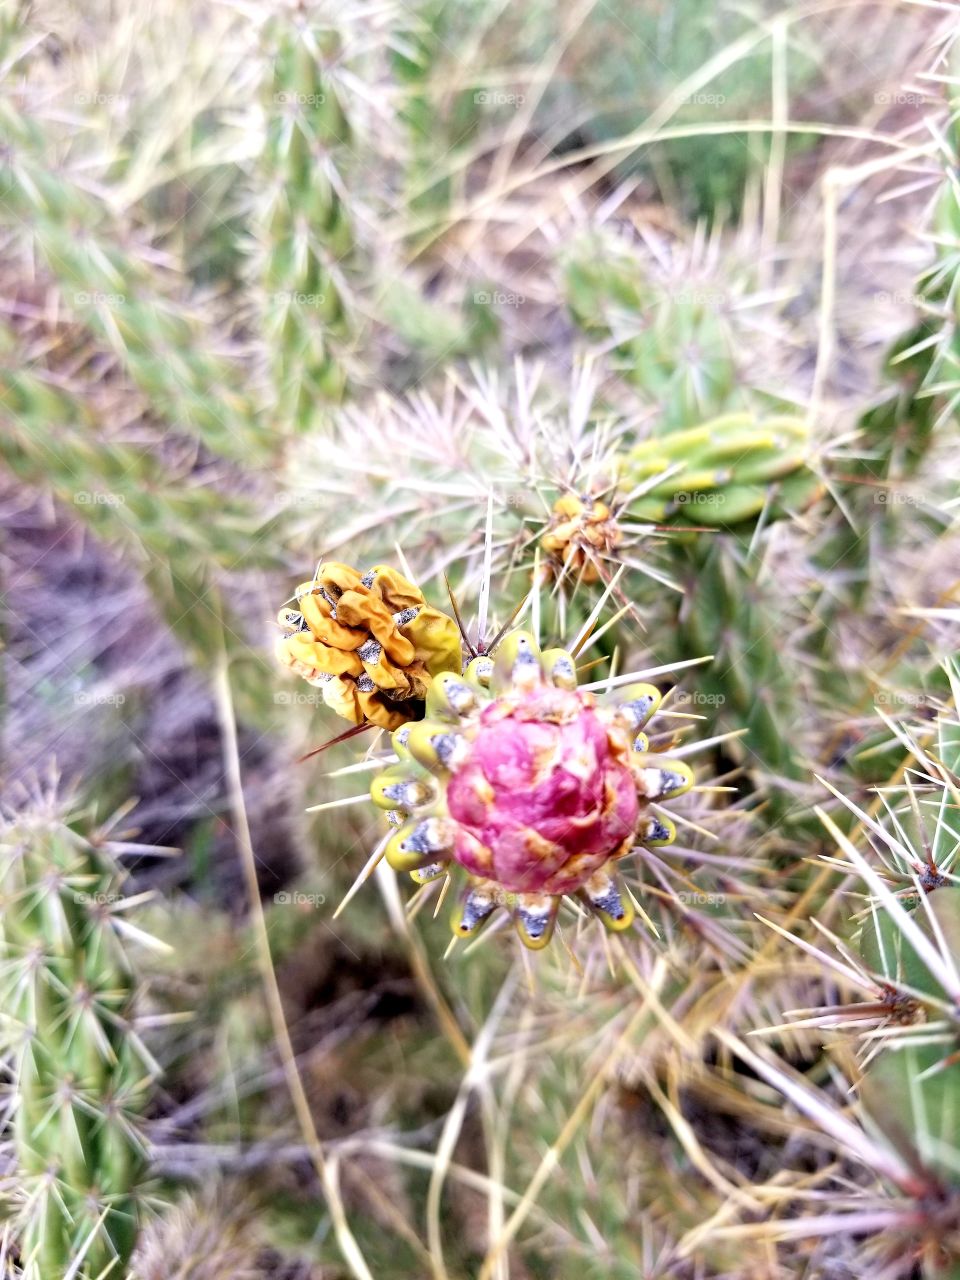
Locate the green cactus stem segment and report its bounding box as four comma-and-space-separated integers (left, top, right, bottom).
0, 812, 156, 1279
622, 413, 822, 527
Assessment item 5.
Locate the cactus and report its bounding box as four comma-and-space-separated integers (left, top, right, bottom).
820, 83, 960, 605
565, 226, 825, 824
741, 679, 960, 1274
0, 98, 268, 465
565, 228, 784, 427
0, 795, 159, 1278
390, 0, 484, 227
0, 324, 282, 720
369, 630, 694, 949
256, 6, 354, 429
622, 411, 821, 525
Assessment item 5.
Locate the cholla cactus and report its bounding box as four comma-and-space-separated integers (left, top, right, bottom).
0, 101, 267, 464
0, 792, 160, 1279
564, 223, 787, 426
723, 670, 960, 1270
624, 412, 821, 526
820, 43, 960, 603
564, 222, 823, 821
276, 561, 462, 728
370, 630, 693, 949
256, 3, 355, 427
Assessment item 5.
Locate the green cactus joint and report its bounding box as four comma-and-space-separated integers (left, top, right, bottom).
623, 412, 823, 528
369, 631, 695, 950
0, 806, 158, 1278
258, 14, 354, 428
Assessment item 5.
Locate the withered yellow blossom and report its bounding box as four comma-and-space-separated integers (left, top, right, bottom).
540, 494, 621, 584
276, 563, 462, 730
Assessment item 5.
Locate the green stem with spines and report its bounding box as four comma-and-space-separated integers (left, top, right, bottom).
0, 812, 155, 1278
0, 97, 270, 466
257, 13, 354, 430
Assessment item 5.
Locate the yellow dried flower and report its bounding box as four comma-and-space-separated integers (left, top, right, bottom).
276, 563, 462, 730
540, 494, 621, 584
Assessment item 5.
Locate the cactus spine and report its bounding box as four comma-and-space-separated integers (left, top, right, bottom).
0, 803, 157, 1278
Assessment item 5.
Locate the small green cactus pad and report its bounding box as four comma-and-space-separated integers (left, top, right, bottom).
369, 631, 695, 949
622, 413, 823, 528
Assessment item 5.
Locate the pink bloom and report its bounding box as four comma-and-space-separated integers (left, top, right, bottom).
445, 688, 639, 894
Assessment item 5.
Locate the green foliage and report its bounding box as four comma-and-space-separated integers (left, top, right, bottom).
392, 0, 485, 222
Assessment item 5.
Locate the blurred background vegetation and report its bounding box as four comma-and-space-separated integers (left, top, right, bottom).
1, 0, 959, 1276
